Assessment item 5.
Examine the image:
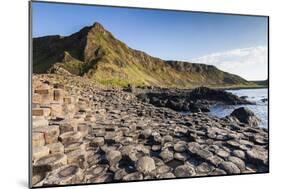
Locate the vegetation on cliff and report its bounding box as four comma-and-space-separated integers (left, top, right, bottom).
33, 22, 260, 88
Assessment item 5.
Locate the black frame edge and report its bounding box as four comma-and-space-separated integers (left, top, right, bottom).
29, 1, 33, 188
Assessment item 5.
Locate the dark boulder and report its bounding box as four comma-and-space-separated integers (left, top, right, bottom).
137, 87, 253, 113
181, 102, 190, 111
261, 98, 268, 103
189, 103, 201, 113
189, 102, 210, 113
189, 87, 253, 105
166, 99, 183, 111
151, 97, 167, 107
150, 96, 160, 104
240, 96, 248, 100
230, 107, 260, 127
137, 93, 150, 103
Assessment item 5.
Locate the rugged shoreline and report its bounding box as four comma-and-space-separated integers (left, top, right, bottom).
135, 86, 255, 113
212, 85, 268, 90
31, 74, 268, 187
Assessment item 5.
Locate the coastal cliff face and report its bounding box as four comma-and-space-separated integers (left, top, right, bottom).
33, 22, 253, 88
31, 74, 268, 187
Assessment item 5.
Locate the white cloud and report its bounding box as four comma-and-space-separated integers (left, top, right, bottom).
192, 46, 268, 81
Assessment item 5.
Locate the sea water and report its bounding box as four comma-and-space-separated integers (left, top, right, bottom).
209, 88, 268, 128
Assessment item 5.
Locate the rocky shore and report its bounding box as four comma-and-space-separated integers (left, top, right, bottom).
136, 86, 254, 113
31, 74, 268, 187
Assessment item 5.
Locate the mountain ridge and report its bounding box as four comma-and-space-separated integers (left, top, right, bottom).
33, 22, 255, 88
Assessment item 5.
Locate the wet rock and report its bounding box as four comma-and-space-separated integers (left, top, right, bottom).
230, 107, 260, 127
261, 98, 268, 102
189, 87, 252, 105
189, 103, 209, 113
166, 100, 183, 111
240, 96, 248, 100
137, 93, 150, 103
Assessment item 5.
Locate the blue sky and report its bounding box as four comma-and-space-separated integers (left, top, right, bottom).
32, 2, 268, 80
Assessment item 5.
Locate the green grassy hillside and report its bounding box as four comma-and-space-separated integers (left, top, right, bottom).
33, 22, 257, 88
251, 79, 268, 88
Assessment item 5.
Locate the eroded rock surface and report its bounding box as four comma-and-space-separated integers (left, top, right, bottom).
32, 74, 268, 187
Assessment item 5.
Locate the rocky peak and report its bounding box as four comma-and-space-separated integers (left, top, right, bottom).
33, 22, 255, 88
88, 22, 109, 36
92, 22, 105, 30
67, 22, 108, 43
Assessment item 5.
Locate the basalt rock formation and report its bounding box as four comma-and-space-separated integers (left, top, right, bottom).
229, 107, 261, 127
31, 74, 268, 187
136, 87, 253, 112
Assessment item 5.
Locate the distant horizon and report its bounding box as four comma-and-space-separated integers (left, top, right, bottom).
32, 2, 268, 80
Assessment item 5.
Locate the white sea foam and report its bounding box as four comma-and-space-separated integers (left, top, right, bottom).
209, 88, 268, 128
